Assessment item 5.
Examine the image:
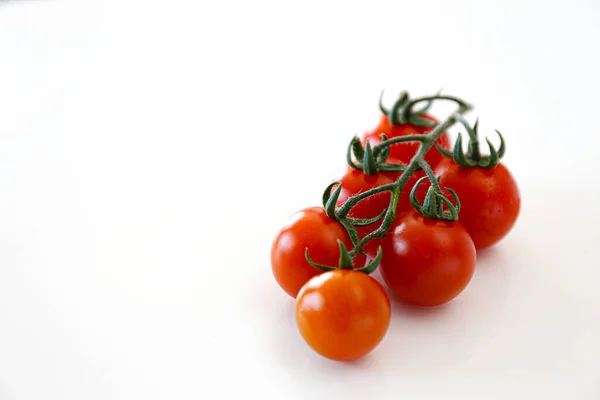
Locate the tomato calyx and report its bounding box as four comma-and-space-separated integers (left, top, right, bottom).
347, 135, 409, 175
380, 90, 439, 127
436, 116, 506, 169
409, 175, 461, 222
305, 240, 383, 275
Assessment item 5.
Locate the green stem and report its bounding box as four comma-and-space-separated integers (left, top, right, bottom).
456, 114, 481, 161
337, 183, 396, 218
337, 101, 472, 258
372, 135, 428, 157
408, 95, 470, 110
418, 159, 442, 193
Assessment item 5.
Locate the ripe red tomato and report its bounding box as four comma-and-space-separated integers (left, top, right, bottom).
361, 114, 451, 168
295, 269, 391, 361
435, 159, 521, 250
271, 207, 363, 298
380, 211, 476, 306
334, 168, 395, 256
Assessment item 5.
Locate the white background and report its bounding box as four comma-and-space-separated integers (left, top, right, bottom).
0, 0, 599, 399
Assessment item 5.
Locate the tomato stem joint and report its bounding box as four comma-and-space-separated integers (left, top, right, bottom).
379, 90, 439, 127
305, 241, 382, 274
346, 135, 407, 176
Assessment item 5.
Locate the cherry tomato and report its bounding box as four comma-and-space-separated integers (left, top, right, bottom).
380, 211, 476, 306
295, 269, 391, 361
361, 114, 451, 168
435, 160, 521, 250
271, 207, 364, 298
334, 168, 395, 257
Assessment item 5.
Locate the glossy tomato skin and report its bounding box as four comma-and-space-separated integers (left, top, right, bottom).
380, 212, 476, 306
271, 207, 361, 298
334, 168, 396, 257
295, 270, 391, 361
361, 114, 451, 168
435, 160, 521, 250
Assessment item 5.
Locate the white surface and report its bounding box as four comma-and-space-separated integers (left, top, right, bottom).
0, 0, 599, 399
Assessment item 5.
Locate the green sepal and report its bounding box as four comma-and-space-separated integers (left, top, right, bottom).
450, 118, 507, 169
409, 176, 460, 222
352, 136, 365, 161
409, 176, 428, 213
421, 186, 438, 217
355, 246, 382, 275
324, 182, 342, 220
435, 142, 454, 158
463, 116, 478, 138
453, 133, 476, 168
482, 137, 499, 168
322, 181, 339, 210
389, 91, 409, 125
346, 136, 362, 170
466, 118, 481, 161
345, 208, 387, 227
362, 140, 379, 175
305, 248, 338, 272
376, 134, 390, 163
378, 90, 388, 116
435, 191, 459, 221
446, 188, 461, 213
496, 130, 506, 159
337, 240, 354, 270
474, 129, 505, 168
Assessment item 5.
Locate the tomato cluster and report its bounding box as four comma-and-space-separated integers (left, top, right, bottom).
270, 92, 520, 361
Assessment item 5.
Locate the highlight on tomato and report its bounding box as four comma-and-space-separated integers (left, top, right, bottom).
295, 269, 391, 361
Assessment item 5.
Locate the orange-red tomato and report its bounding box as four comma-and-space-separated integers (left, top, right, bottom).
271, 207, 363, 298
295, 270, 391, 361
435, 159, 521, 250
361, 114, 451, 168
380, 211, 476, 306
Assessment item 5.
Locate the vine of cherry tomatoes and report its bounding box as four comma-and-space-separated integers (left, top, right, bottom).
270, 91, 521, 361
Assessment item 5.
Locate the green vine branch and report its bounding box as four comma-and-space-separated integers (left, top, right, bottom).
306, 92, 473, 272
